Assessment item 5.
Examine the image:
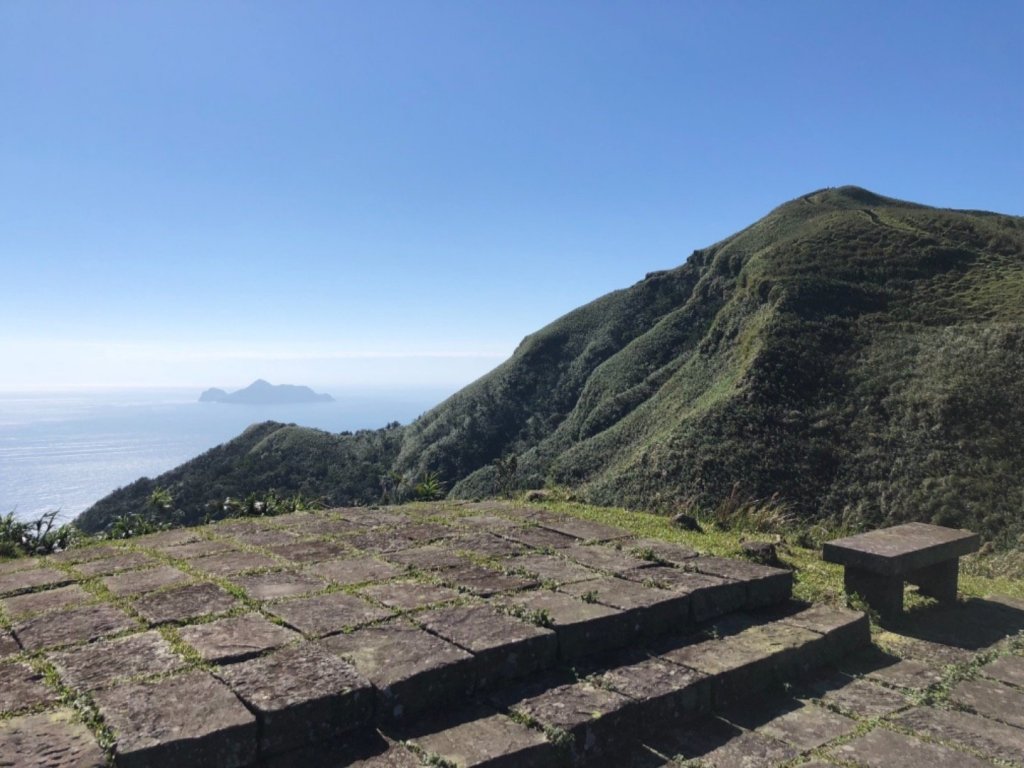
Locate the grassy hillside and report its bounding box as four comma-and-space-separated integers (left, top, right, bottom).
78, 187, 1024, 542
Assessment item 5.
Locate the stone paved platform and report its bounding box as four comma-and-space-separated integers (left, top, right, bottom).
8, 502, 1012, 767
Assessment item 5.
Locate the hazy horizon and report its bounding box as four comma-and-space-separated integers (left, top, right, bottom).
2, 3, 1021, 393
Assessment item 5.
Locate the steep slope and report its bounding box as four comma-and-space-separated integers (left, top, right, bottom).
78, 187, 1024, 540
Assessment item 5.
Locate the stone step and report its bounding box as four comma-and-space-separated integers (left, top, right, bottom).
0, 503, 800, 767
290, 600, 869, 768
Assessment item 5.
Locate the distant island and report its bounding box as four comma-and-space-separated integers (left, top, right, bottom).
199, 379, 334, 405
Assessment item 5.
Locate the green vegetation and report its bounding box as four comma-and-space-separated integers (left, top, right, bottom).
77, 187, 1024, 544
0, 510, 81, 557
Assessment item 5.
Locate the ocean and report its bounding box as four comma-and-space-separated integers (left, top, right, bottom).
0, 388, 447, 524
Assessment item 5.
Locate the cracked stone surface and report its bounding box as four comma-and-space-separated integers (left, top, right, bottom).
267, 591, 393, 636
0, 567, 72, 597
730, 699, 857, 751
310, 557, 401, 585
72, 552, 155, 577
2, 583, 92, 620
264, 539, 352, 564
133, 582, 240, 624
538, 517, 631, 542
501, 589, 632, 660
0, 709, 106, 768
667, 717, 799, 768
951, 676, 1024, 728
322, 621, 474, 721
101, 564, 190, 596
499, 525, 579, 550
559, 577, 691, 637
894, 706, 1024, 765
416, 604, 557, 684
405, 705, 552, 768
48, 630, 184, 691
384, 545, 467, 572
14, 603, 135, 650
505, 553, 600, 586
179, 613, 300, 663
217, 644, 373, 754
439, 564, 539, 596
359, 581, 462, 611
563, 544, 655, 575
187, 550, 281, 576
159, 539, 238, 559
599, 653, 711, 723
982, 653, 1024, 687
810, 676, 910, 719
92, 670, 257, 768
0, 662, 57, 714
230, 570, 327, 600
830, 726, 991, 767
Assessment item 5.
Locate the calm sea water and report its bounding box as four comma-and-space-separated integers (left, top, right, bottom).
0, 388, 446, 523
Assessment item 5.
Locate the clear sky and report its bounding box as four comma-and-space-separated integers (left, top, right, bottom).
1, 1, 1021, 392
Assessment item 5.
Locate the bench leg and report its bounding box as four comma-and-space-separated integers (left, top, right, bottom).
844, 568, 903, 620
908, 559, 959, 603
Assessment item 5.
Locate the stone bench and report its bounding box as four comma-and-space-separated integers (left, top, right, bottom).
823, 522, 979, 620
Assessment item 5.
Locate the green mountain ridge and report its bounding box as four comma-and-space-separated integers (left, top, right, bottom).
76, 187, 1024, 541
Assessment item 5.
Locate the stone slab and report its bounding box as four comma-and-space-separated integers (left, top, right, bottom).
500, 589, 633, 661
179, 614, 300, 663
599, 653, 711, 724
217, 644, 373, 754
779, 603, 870, 660
260, 733, 422, 768
538, 517, 632, 542
14, 603, 135, 651
416, 604, 557, 685
823, 523, 979, 575
159, 539, 238, 558
0, 709, 107, 768
187, 550, 281, 576
499, 526, 579, 551
862, 658, 945, 691
559, 577, 691, 638
0, 567, 72, 597
951, 677, 1024, 728
628, 567, 746, 622
657, 621, 822, 706
457, 514, 526, 533
322, 621, 475, 721
49, 544, 121, 564
385, 545, 468, 572
231, 570, 328, 600
0, 556, 40, 575
0, 662, 57, 714
359, 581, 462, 611
505, 553, 600, 586
133, 582, 240, 625
101, 564, 190, 596
563, 544, 655, 575
685, 555, 793, 608
447, 532, 528, 558
93, 670, 257, 768
132, 528, 203, 548
810, 676, 910, 719
312, 557, 402, 585
2, 583, 92, 620
894, 705, 1024, 766
72, 551, 155, 577
48, 629, 184, 691
345, 529, 417, 554
666, 717, 799, 768
406, 704, 552, 768
505, 679, 636, 762
264, 539, 352, 564
286, 517, 364, 538
400, 522, 455, 545
268, 592, 393, 637
982, 654, 1024, 687
734, 700, 856, 750
830, 726, 991, 768
225, 528, 300, 548
627, 538, 699, 565
440, 565, 539, 596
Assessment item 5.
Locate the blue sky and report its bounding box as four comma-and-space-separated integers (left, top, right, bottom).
1, 1, 1021, 391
